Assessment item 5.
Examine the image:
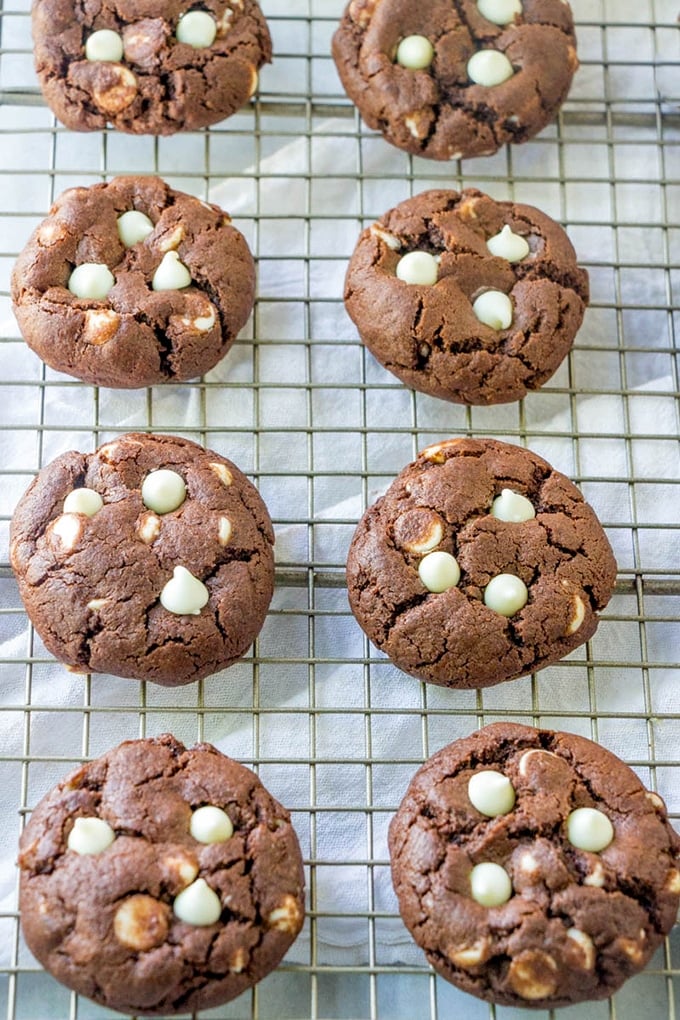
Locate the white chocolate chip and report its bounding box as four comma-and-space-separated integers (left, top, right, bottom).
38, 220, 68, 246
94, 65, 138, 114
477, 0, 522, 26
584, 861, 606, 887
248, 66, 259, 97
68, 263, 115, 301
518, 748, 560, 776
484, 573, 528, 616
117, 210, 154, 247
85, 29, 124, 62
404, 111, 429, 139
162, 852, 199, 889
646, 791, 665, 811
394, 509, 444, 555
63, 487, 103, 517
138, 512, 161, 544
487, 224, 530, 263
469, 862, 512, 907
418, 551, 460, 593
67, 816, 115, 855
396, 251, 439, 286
230, 948, 248, 973
396, 35, 434, 70
83, 308, 120, 345
468, 770, 516, 817
448, 938, 490, 968
210, 462, 233, 487
467, 49, 515, 87
192, 309, 216, 332
152, 251, 192, 291
87, 598, 108, 611
565, 594, 586, 635
51, 514, 83, 551
190, 805, 234, 844
267, 894, 302, 933
472, 290, 513, 330
490, 489, 535, 523
508, 950, 558, 1000
218, 517, 233, 546
176, 9, 217, 48
421, 440, 458, 463
160, 565, 209, 616
370, 224, 402, 251
615, 935, 646, 964
665, 868, 680, 893
566, 928, 595, 970
158, 224, 186, 253
567, 807, 614, 853
517, 850, 540, 877
141, 469, 187, 515
173, 878, 221, 926
349, 0, 376, 28
114, 895, 170, 950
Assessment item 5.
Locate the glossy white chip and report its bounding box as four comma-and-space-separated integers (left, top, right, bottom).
141, 469, 187, 515
176, 10, 217, 48
486, 224, 530, 262
484, 574, 528, 616
477, 0, 522, 26
467, 49, 514, 87
472, 290, 513, 330
490, 489, 535, 523
68, 263, 115, 301
567, 807, 614, 853
396, 35, 434, 70
152, 251, 192, 291
470, 862, 512, 907
85, 29, 124, 62
63, 488, 104, 517
396, 251, 439, 286
173, 878, 221, 926
67, 816, 115, 855
160, 566, 209, 615
117, 210, 154, 247
190, 805, 234, 844
418, 551, 461, 593
468, 771, 516, 817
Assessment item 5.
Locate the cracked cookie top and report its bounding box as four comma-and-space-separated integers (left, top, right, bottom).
331, 0, 578, 160
19, 733, 305, 1015
11, 176, 255, 388
346, 438, 616, 689
389, 722, 680, 1008
32, 0, 272, 134
10, 432, 275, 685
344, 188, 589, 405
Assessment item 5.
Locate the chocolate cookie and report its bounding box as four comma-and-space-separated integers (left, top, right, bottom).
32, 0, 271, 134
10, 433, 275, 686
344, 189, 589, 405
389, 722, 680, 1008
11, 176, 255, 388
346, 438, 616, 689
19, 733, 305, 1015
332, 0, 578, 161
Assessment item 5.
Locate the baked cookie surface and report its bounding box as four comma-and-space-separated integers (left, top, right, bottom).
19, 733, 305, 1015
32, 0, 272, 134
11, 176, 255, 388
389, 722, 680, 1008
10, 433, 275, 686
346, 438, 616, 689
332, 0, 578, 160
344, 188, 589, 405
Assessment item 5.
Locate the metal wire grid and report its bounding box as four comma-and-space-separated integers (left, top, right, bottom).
0, 0, 678, 1017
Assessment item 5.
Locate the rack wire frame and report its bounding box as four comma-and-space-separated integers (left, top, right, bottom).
0, 0, 679, 1017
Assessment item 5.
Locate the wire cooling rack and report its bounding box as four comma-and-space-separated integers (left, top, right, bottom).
0, 1, 679, 1018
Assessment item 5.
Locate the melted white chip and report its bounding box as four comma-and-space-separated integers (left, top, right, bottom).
396, 251, 439, 286
117, 210, 154, 247
85, 29, 124, 62
52, 514, 82, 551
477, 0, 522, 26
141, 469, 187, 515
176, 10, 217, 48
68, 263, 115, 301
567, 807, 614, 853
190, 805, 234, 844
396, 35, 434, 70
160, 565, 209, 615
473, 290, 513, 330
486, 224, 530, 263
468, 771, 516, 817
63, 488, 103, 517
470, 862, 512, 907
467, 49, 514, 87
484, 574, 528, 616
173, 878, 221, 926
152, 251, 192, 291
490, 489, 535, 523
418, 551, 460, 593
67, 816, 115, 855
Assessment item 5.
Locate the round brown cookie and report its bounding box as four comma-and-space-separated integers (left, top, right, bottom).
346, 438, 616, 689
10, 432, 275, 686
389, 722, 680, 1008
344, 188, 589, 405
19, 733, 305, 1015
11, 176, 255, 388
332, 0, 578, 161
32, 0, 271, 134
